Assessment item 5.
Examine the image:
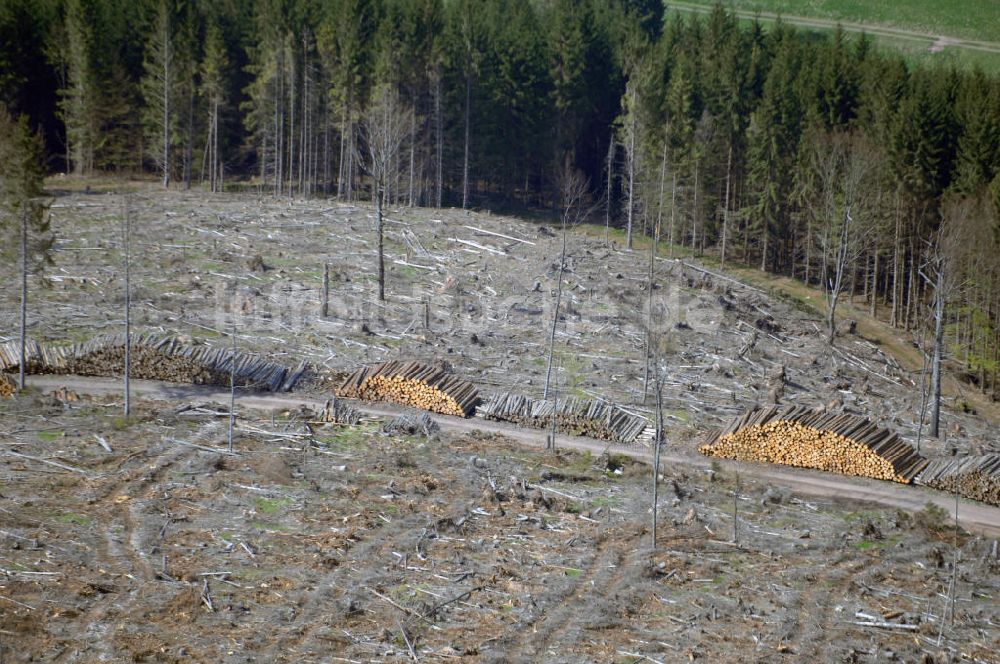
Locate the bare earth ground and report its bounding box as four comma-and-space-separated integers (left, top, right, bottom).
1, 187, 998, 662
1, 391, 998, 663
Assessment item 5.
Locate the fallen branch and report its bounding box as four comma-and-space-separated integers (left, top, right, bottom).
398, 620, 419, 662
852, 620, 918, 631
94, 435, 113, 453
366, 586, 439, 629
616, 651, 666, 664
0, 594, 34, 610
462, 225, 535, 245
5, 450, 93, 477
421, 586, 483, 620
168, 438, 239, 456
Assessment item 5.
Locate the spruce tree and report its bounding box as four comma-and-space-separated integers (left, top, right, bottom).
0, 106, 52, 389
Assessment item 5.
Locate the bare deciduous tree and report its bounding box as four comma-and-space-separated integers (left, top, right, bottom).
921, 196, 969, 438
543, 161, 592, 401
809, 131, 878, 344
361, 84, 411, 302
121, 195, 133, 417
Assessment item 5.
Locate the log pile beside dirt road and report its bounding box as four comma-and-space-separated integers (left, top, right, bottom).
0, 334, 306, 392
480, 391, 651, 445
918, 455, 1000, 506
0, 372, 14, 398
335, 361, 479, 417
700, 406, 928, 483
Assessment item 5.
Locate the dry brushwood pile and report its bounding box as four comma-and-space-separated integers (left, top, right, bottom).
918, 455, 1000, 506
700, 405, 928, 484
335, 361, 479, 417
480, 391, 653, 445
0, 372, 14, 398
0, 334, 306, 392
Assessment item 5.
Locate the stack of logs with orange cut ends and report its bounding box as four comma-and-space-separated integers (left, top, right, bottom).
699, 405, 928, 484
335, 361, 479, 417
0, 373, 15, 398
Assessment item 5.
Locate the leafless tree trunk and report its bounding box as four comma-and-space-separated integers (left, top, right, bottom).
434, 71, 443, 208
229, 318, 236, 453
624, 88, 636, 250
544, 164, 590, 400
605, 136, 614, 247
408, 110, 416, 207
18, 208, 27, 390
891, 191, 902, 326
827, 205, 852, 344
667, 173, 677, 258
121, 196, 132, 417
721, 144, 732, 269
161, 24, 171, 189
924, 198, 966, 438
642, 161, 663, 403
362, 85, 411, 302
462, 73, 471, 210
651, 370, 663, 549
288, 48, 296, 198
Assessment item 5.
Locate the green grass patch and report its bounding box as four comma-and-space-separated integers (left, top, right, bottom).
667, 0, 1000, 72
36, 430, 62, 442
317, 423, 377, 450
51, 511, 93, 526
254, 497, 293, 515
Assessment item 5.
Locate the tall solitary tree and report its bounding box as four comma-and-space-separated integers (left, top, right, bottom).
0, 106, 52, 389
361, 83, 411, 301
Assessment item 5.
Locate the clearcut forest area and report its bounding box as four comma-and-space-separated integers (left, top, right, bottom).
1, 0, 1000, 663
0, 187, 998, 663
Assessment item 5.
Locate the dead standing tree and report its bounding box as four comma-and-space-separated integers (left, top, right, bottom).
543, 163, 592, 402
360, 84, 411, 302
920, 196, 967, 438
815, 131, 877, 345
121, 195, 133, 417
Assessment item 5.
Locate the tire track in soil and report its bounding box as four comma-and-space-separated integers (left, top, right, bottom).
500, 526, 639, 663
52, 445, 195, 663
779, 558, 859, 658
263, 511, 453, 661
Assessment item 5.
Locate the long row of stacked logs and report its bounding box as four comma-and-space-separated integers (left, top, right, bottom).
335, 361, 479, 418
700, 405, 928, 484
918, 455, 1000, 506
0, 334, 306, 392
480, 391, 651, 446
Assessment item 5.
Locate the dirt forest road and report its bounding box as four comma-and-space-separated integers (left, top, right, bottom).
23, 374, 1000, 537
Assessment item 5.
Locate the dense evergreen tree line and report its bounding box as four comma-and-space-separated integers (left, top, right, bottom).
1, 0, 999, 395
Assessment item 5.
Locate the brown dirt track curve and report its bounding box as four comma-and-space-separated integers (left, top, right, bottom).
23, 373, 1000, 538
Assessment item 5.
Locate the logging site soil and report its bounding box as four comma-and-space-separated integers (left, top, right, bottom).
1, 186, 999, 662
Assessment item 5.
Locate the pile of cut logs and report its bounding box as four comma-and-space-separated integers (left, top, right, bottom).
335, 361, 479, 417
0, 334, 306, 392
480, 391, 650, 445
918, 455, 1000, 506
319, 398, 362, 425
700, 405, 927, 484
0, 373, 14, 398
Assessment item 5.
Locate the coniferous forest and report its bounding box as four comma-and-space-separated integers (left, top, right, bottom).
2, 0, 1000, 395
